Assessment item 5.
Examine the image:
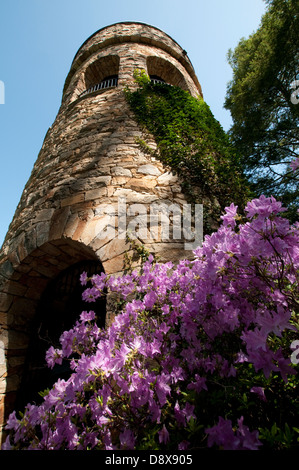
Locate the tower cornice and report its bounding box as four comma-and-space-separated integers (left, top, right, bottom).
63, 22, 201, 98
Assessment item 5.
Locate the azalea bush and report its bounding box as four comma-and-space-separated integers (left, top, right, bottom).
3, 195, 299, 450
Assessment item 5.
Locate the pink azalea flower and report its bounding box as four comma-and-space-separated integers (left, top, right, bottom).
250, 386, 267, 402
206, 417, 240, 450
119, 429, 135, 449
158, 424, 170, 444
290, 157, 299, 171
5, 411, 19, 431
241, 328, 268, 351
220, 203, 238, 227
245, 195, 286, 218
80, 271, 88, 286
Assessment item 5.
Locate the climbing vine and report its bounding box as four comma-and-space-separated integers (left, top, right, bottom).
125, 70, 250, 231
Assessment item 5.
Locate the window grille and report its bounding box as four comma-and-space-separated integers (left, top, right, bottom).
150, 75, 166, 85
80, 75, 118, 97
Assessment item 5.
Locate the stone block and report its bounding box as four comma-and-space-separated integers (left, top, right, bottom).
7, 250, 20, 270
155, 187, 173, 199
1, 281, 27, 297
0, 292, 13, 312
78, 218, 102, 245
111, 176, 129, 185
34, 208, 55, 223
85, 187, 107, 201
0, 396, 6, 429
97, 237, 130, 262
111, 167, 132, 177
36, 222, 50, 248
42, 242, 65, 258
0, 380, 7, 395
29, 260, 59, 279
125, 177, 157, 191
0, 311, 14, 326
61, 193, 85, 207
113, 188, 158, 203
137, 164, 161, 176
107, 186, 115, 197
0, 261, 14, 281
72, 176, 112, 192
157, 172, 178, 185
63, 213, 80, 238
103, 252, 130, 275
49, 206, 71, 240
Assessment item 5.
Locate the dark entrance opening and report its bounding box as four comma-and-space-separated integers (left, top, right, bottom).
15, 260, 106, 411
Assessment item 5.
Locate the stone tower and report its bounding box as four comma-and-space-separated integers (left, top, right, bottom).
0, 22, 203, 436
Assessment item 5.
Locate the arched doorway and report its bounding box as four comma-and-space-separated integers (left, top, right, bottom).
15, 259, 105, 411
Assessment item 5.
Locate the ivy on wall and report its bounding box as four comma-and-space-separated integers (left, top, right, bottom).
125, 70, 250, 231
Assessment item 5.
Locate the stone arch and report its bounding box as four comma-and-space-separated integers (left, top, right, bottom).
71, 54, 120, 101
84, 55, 119, 89
0, 237, 104, 434
146, 56, 189, 91
15, 258, 106, 411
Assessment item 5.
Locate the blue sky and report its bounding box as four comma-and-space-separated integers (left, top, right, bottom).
0, 0, 267, 247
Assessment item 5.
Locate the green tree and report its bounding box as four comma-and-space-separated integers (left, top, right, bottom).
224, 0, 299, 220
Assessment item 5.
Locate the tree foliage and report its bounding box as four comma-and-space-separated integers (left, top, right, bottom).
224, 0, 299, 220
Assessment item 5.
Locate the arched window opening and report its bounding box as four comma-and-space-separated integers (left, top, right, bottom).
15, 260, 106, 411
147, 56, 189, 91
80, 55, 119, 98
